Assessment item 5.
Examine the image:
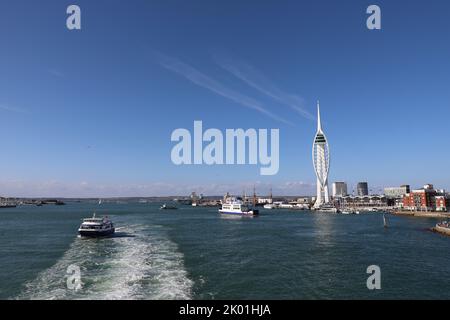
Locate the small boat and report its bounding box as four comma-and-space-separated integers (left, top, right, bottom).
437, 221, 449, 228
341, 209, 359, 215
219, 197, 259, 216
278, 203, 295, 209
160, 203, 178, 210
78, 213, 115, 237
263, 204, 275, 209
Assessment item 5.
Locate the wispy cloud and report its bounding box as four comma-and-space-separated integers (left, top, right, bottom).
153, 51, 293, 125
0, 104, 27, 114
47, 69, 65, 78
213, 54, 315, 121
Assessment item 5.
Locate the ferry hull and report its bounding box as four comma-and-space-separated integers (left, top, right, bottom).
219, 210, 259, 216
78, 228, 115, 237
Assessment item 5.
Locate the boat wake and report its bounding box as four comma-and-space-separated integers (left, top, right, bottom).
17, 224, 193, 300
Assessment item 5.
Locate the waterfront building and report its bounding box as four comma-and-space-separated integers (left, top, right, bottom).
436, 196, 447, 212
402, 189, 435, 211
257, 188, 273, 204
332, 182, 348, 198
402, 184, 447, 212
257, 197, 273, 204
312, 101, 330, 208
341, 195, 388, 208
356, 182, 369, 196
384, 185, 410, 199
296, 197, 313, 204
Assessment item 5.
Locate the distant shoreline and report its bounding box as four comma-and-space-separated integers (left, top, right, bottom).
0, 195, 312, 200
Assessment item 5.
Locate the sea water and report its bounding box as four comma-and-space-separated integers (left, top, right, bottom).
0, 202, 449, 300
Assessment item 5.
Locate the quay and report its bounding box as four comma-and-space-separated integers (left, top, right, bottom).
393, 211, 450, 218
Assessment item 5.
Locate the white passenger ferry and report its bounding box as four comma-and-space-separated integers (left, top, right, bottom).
78, 213, 115, 237
219, 197, 259, 216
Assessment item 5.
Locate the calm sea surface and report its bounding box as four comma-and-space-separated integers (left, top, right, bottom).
0, 202, 449, 300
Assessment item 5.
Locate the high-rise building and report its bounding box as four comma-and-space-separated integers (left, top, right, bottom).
356, 182, 369, 196
332, 182, 348, 198
312, 101, 330, 208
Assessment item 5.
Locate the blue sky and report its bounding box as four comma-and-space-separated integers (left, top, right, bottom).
0, 0, 449, 197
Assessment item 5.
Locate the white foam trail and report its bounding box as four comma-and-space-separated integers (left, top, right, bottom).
17, 224, 193, 300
